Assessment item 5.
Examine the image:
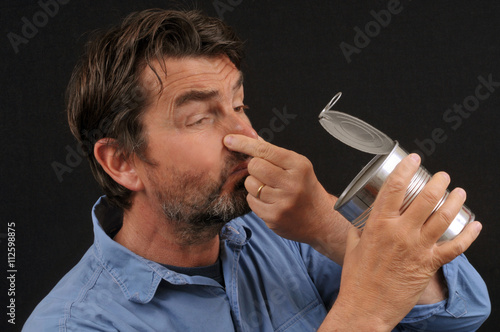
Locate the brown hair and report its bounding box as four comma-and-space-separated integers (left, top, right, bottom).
66, 9, 244, 210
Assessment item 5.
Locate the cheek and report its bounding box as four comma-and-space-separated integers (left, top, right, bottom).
167, 133, 225, 176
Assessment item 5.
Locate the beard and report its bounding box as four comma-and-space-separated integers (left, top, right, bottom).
146, 152, 251, 245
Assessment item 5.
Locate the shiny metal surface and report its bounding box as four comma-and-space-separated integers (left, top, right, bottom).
334, 142, 475, 241
319, 93, 395, 155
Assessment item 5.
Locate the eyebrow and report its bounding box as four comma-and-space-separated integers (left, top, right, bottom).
174, 72, 244, 108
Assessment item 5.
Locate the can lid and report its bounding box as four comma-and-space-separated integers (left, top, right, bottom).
318, 93, 395, 155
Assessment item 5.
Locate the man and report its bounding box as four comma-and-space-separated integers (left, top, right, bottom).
24, 9, 490, 331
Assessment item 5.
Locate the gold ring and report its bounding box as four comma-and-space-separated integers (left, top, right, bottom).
256, 184, 266, 199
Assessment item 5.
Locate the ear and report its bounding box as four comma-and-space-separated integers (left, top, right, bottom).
94, 138, 144, 192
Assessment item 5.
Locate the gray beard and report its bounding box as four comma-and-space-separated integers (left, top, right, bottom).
149, 152, 251, 245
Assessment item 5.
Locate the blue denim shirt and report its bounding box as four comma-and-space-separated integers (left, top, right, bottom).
23, 196, 490, 331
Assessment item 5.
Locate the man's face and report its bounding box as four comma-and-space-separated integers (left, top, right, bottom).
136, 56, 258, 243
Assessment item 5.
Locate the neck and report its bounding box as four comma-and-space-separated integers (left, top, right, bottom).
113, 197, 221, 267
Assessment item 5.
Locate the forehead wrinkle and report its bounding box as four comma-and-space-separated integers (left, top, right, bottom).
174, 70, 243, 108
141, 57, 243, 117
174, 89, 219, 108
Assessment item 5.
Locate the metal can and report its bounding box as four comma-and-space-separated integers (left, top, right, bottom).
319, 93, 474, 241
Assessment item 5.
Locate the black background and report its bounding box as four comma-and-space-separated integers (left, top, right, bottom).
1, 1, 499, 331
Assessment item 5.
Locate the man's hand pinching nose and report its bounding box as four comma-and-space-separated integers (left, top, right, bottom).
223, 134, 294, 167
224, 134, 264, 157
223, 134, 334, 245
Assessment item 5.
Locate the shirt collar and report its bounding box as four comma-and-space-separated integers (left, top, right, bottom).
91, 196, 252, 303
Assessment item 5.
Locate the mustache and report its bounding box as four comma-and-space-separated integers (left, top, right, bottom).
193, 151, 251, 224
226, 151, 252, 171
212, 151, 251, 194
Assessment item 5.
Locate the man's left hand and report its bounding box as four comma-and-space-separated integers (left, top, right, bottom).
224, 134, 350, 263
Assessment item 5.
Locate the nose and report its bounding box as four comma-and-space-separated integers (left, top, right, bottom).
225, 111, 258, 139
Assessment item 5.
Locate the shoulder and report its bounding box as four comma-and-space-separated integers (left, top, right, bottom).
22, 246, 116, 331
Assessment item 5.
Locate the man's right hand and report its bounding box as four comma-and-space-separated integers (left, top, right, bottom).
319, 154, 482, 331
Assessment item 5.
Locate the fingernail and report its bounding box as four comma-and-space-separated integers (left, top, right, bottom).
440, 172, 450, 182
409, 153, 421, 164
224, 135, 234, 147
475, 222, 483, 234
455, 187, 466, 199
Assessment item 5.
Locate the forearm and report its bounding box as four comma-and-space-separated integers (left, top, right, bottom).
307, 193, 351, 265
317, 257, 489, 332
317, 275, 445, 332
398, 255, 490, 331
417, 268, 447, 304
318, 290, 395, 332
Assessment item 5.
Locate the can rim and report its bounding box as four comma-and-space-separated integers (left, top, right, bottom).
334, 141, 400, 210
318, 93, 395, 155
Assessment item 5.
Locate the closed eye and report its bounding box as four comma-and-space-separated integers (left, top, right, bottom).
186, 115, 214, 127
234, 105, 250, 113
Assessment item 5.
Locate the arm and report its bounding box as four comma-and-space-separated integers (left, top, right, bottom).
396, 254, 490, 332
224, 134, 484, 331
297, 246, 489, 332
315, 156, 482, 331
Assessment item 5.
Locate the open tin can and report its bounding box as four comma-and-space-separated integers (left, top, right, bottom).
319, 93, 474, 241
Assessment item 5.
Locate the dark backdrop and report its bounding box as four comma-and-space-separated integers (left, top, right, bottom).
1, 1, 499, 331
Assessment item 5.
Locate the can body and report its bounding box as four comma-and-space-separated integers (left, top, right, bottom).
334, 142, 474, 241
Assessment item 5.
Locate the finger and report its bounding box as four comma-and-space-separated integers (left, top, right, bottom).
371, 154, 421, 218
404, 171, 450, 221
224, 134, 297, 170
245, 176, 262, 198
247, 157, 288, 189
246, 192, 274, 220
421, 187, 466, 245
433, 221, 482, 266
403, 172, 450, 229
245, 176, 273, 202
